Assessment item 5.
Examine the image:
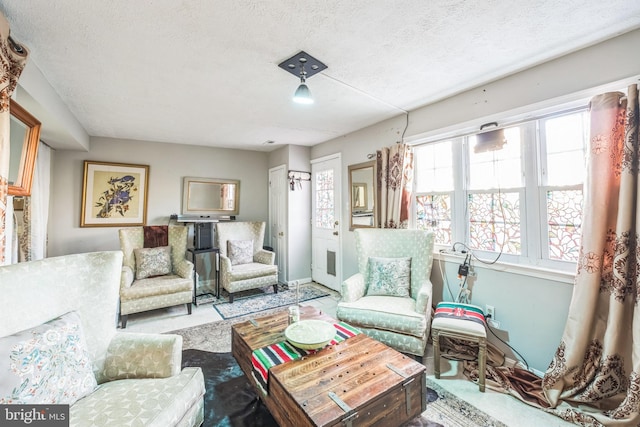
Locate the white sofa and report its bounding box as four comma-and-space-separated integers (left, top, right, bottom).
0, 251, 204, 426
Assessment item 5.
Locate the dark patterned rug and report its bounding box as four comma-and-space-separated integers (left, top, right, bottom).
181, 349, 445, 427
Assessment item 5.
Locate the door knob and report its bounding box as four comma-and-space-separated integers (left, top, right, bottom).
279, 232, 284, 236
333, 231, 339, 236
334, 221, 339, 226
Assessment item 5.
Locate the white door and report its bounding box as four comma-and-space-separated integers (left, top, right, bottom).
269, 165, 287, 285
311, 154, 341, 291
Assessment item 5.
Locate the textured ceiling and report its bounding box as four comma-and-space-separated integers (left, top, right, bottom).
2, 1, 640, 151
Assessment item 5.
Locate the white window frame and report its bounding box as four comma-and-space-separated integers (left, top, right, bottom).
412, 108, 588, 274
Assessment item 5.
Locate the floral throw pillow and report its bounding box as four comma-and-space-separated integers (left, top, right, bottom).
0, 311, 97, 405
228, 240, 254, 265
366, 257, 412, 297
134, 246, 172, 279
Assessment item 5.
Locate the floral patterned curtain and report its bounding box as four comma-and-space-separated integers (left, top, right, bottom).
376, 143, 413, 228
542, 85, 640, 425
0, 13, 28, 264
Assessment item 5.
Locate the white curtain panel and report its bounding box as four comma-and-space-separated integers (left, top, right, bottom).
18, 142, 50, 261
29, 142, 51, 260
3, 196, 14, 265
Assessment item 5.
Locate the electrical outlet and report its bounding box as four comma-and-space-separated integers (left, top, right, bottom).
485, 305, 495, 319
488, 319, 501, 329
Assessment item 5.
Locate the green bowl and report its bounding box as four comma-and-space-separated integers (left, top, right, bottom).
284, 319, 335, 350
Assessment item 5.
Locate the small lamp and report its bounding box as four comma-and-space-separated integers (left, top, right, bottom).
474, 125, 507, 153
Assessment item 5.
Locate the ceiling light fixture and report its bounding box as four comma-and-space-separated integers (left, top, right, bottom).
293, 61, 313, 104
278, 51, 327, 105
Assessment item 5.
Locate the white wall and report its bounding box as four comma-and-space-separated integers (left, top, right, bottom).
268, 144, 312, 283
48, 137, 270, 256
310, 29, 640, 373
286, 145, 312, 282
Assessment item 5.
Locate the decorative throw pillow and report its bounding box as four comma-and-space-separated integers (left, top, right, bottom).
366, 257, 411, 297
0, 311, 97, 405
228, 240, 253, 265
134, 245, 172, 279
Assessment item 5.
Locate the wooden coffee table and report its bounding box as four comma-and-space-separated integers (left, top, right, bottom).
231, 306, 426, 427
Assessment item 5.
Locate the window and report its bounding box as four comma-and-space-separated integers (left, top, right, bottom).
315, 170, 335, 229
415, 140, 454, 245
539, 112, 587, 262
467, 127, 524, 255
413, 108, 588, 270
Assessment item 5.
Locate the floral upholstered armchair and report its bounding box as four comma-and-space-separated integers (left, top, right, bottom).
215, 221, 278, 302
336, 228, 435, 363
118, 225, 194, 328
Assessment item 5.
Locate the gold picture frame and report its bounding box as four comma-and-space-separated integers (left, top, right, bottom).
8, 99, 41, 197
80, 161, 150, 227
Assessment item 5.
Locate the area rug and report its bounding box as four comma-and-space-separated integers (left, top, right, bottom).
212, 283, 330, 319
194, 282, 291, 306
171, 312, 508, 427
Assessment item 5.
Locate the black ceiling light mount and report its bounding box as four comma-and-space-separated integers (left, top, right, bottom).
278, 51, 327, 104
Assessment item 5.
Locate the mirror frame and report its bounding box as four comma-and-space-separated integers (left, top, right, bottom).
348, 160, 377, 231
182, 176, 240, 217
8, 99, 41, 197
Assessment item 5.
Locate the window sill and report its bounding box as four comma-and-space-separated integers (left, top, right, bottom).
433, 251, 575, 284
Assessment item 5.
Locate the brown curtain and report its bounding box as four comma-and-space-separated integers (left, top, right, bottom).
0, 14, 28, 264
540, 85, 640, 425
376, 143, 413, 228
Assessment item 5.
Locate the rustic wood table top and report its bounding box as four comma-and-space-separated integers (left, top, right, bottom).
231, 306, 426, 427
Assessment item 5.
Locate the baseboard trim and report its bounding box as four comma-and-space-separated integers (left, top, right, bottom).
286, 277, 312, 287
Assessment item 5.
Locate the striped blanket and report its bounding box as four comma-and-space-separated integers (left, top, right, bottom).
251, 322, 361, 394
433, 302, 486, 327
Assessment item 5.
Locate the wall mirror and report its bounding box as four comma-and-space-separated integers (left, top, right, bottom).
348, 160, 377, 230
8, 99, 41, 196
182, 177, 240, 216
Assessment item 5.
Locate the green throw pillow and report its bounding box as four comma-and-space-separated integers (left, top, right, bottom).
366, 257, 411, 297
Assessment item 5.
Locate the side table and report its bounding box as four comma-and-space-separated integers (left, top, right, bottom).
187, 247, 220, 305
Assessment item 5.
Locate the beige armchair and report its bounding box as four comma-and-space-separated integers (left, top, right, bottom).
118, 225, 194, 328
215, 221, 278, 302
336, 228, 435, 363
